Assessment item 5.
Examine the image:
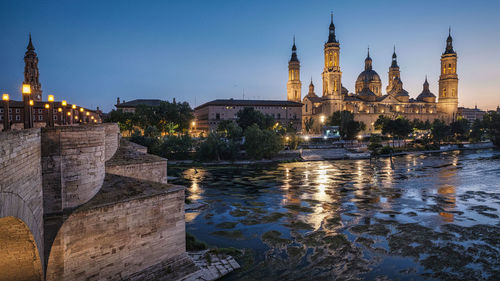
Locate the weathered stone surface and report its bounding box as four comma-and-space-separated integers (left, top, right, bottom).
41, 125, 106, 213
0, 128, 44, 272
46, 174, 186, 281
103, 123, 120, 161
106, 139, 167, 184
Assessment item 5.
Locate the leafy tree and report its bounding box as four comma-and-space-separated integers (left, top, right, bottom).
450, 118, 470, 141
304, 117, 315, 133
368, 135, 383, 156
431, 119, 450, 144
327, 111, 366, 140
483, 112, 500, 146
374, 115, 391, 131
412, 119, 431, 131
217, 121, 243, 141
244, 124, 283, 159
236, 107, 275, 131
470, 119, 484, 142
160, 134, 194, 160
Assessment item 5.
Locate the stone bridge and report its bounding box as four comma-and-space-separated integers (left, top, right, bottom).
0, 124, 194, 281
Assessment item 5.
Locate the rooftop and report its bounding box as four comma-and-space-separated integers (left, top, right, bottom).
195, 99, 303, 110
115, 99, 163, 108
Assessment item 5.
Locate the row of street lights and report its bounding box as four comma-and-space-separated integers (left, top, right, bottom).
2, 84, 97, 131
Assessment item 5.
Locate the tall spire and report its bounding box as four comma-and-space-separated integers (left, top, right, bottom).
364, 47, 372, 70
327, 12, 337, 43
27, 33, 35, 51
290, 36, 298, 62
444, 26, 455, 54
391, 45, 399, 68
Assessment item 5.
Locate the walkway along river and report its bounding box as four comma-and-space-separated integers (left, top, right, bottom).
170, 149, 500, 280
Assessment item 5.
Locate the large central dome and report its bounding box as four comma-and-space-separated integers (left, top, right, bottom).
355, 50, 382, 96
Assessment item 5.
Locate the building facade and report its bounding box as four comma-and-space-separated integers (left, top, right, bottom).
290, 15, 459, 133
458, 106, 486, 122
115, 98, 164, 113
194, 99, 302, 133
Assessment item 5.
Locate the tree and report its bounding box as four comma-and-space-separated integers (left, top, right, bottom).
450, 118, 470, 141
374, 115, 391, 131
244, 124, 283, 159
431, 119, 450, 144
483, 112, 500, 146
470, 119, 483, 142
392, 117, 412, 146
236, 108, 268, 130
368, 135, 383, 156
327, 111, 366, 140
304, 117, 315, 133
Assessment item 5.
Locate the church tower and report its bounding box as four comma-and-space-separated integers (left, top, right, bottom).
287, 37, 301, 102
386, 46, 400, 93
321, 13, 342, 114
438, 28, 458, 118
24, 33, 42, 101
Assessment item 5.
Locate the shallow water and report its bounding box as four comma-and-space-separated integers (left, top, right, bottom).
170, 149, 500, 281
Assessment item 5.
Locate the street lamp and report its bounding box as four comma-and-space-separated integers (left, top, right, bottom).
47, 95, 54, 127
22, 84, 33, 129
70, 104, 76, 125
2, 94, 10, 131
61, 100, 67, 125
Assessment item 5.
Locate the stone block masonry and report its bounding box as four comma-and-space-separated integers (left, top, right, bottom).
41, 125, 106, 213
46, 174, 187, 281
106, 139, 168, 184
0, 128, 44, 275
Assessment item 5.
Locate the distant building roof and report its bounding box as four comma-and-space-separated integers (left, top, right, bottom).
115, 99, 163, 108
195, 99, 303, 110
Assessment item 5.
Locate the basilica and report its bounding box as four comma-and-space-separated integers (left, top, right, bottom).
287, 14, 459, 133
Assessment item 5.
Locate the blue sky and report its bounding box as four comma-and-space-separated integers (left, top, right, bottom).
1, 0, 499, 112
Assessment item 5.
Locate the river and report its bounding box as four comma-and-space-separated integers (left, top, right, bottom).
169, 149, 500, 280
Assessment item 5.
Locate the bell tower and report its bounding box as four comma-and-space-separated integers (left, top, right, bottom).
287, 37, 301, 102
387, 46, 400, 93
23, 33, 42, 101
438, 28, 458, 118
321, 13, 342, 115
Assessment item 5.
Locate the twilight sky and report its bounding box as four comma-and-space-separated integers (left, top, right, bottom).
1, 0, 500, 112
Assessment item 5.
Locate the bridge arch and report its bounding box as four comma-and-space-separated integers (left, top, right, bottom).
0, 216, 43, 281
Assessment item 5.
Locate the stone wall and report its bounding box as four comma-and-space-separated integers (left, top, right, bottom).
0, 128, 44, 271
46, 175, 186, 281
41, 125, 106, 213
103, 123, 120, 161
106, 139, 168, 184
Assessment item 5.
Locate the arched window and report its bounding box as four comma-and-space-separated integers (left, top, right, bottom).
452, 89, 455, 97
305, 104, 308, 112
334, 53, 337, 67
443, 88, 447, 97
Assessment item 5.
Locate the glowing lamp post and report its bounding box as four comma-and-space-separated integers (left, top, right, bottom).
61, 100, 67, 125
22, 84, 33, 129
70, 104, 76, 125
79, 107, 84, 123
2, 94, 10, 131
46, 95, 55, 127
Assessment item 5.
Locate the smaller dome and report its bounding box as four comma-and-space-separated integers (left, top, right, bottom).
416, 77, 436, 102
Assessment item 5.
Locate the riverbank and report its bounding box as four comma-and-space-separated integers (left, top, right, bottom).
168, 142, 496, 166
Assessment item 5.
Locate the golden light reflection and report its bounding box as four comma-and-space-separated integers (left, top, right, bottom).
184, 168, 207, 202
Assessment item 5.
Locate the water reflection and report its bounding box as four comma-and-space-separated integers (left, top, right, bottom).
170, 149, 500, 281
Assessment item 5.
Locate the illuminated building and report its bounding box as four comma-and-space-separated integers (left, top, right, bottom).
291, 15, 460, 133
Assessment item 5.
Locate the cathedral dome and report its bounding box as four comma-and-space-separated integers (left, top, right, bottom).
416, 77, 436, 103
356, 69, 381, 85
